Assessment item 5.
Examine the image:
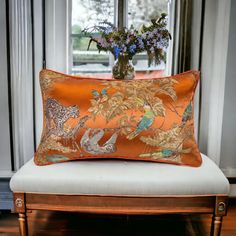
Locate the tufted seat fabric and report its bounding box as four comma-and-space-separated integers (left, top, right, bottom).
10, 154, 229, 196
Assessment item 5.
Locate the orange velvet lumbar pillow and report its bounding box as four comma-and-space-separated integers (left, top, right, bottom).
34, 69, 201, 167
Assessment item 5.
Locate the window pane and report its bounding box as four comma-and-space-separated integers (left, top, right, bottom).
71, 0, 114, 74
128, 0, 169, 71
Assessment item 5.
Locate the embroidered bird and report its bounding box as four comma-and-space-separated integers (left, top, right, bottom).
101, 89, 107, 95
92, 90, 100, 97
80, 128, 118, 155
139, 148, 192, 159
161, 149, 173, 157
92, 89, 107, 98
127, 103, 155, 140
139, 149, 174, 159
182, 102, 192, 123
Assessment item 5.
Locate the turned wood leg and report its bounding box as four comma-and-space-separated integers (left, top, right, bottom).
18, 213, 28, 236
210, 196, 228, 236
211, 215, 223, 236
14, 193, 28, 236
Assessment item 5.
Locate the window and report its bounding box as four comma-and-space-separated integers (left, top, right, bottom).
71, 0, 115, 74
127, 0, 168, 71
71, 0, 170, 74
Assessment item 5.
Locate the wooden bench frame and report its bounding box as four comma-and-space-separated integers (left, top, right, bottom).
13, 193, 228, 236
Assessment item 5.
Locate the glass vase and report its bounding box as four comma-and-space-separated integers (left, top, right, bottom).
112, 54, 135, 80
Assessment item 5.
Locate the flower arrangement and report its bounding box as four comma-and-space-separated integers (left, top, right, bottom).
83, 13, 170, 64
83, 13, 171, 79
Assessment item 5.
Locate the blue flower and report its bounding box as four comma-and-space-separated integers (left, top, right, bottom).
129, 44, 136, 54
113, 46, 121, 59
137, 37, 144, 49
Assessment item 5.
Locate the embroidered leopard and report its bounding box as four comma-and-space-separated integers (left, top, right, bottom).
45, 98, 79, 137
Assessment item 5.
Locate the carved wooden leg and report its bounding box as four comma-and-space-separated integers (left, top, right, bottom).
211, 215, 223, 236
18, 213, 28, 236
210, 196, 228, 236
14, 193, 28, 236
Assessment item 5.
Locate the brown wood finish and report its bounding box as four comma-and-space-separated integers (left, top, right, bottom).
210, 196, 228, 236
18, 213, 28, 236
215, 196, 228, 216
13, 193, 28, 236
2, 199, 236, 235
25, 193, 216, 215
13, 193, 26, 213
13, 193, 228, 236
211, 216, 223, 236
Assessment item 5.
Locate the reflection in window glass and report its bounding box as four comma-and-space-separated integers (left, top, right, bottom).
128, 0, 168, 71
71, 0, 114, 74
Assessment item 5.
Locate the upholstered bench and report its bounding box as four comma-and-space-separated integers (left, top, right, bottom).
10, 153, 229, 236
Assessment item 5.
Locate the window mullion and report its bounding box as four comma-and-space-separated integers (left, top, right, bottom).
109, 0, 127, 68
117, 0, 127, 28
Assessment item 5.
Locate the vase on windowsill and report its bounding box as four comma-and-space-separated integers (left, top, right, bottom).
112, 54, 135, 80
83, 13, 171, 80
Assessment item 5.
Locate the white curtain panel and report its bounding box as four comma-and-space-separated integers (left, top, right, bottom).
9, 0, 34, 169
199, 0, 231, 166
0, 0, 12, 175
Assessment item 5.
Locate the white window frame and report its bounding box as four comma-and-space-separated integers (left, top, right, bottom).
69, 0, 174, 74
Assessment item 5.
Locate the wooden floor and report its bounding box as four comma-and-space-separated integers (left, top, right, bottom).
0, 199, 236, 236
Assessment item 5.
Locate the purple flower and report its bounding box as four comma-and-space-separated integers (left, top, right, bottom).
142, 33, 147, 39
137, 38, 144, 49
137, 37, 143, 43
156, 41, 163, 48
152, 38, 157, 45
99, 38, 109, 48
121, 44, 127, 52
148, 32, 154, 39
125, 38, 130, 44
157, 38, 169, 48
139, 42, 144, 49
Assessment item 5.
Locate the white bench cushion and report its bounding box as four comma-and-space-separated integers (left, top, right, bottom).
10, 154, 229, 196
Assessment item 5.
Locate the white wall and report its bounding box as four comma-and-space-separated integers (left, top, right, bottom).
220, 0, 236, 176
